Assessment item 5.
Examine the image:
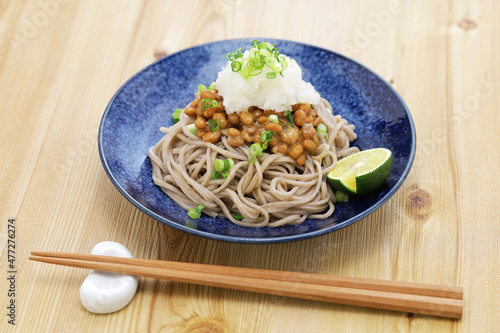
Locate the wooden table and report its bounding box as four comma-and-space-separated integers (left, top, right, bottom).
1, 0, 498, 332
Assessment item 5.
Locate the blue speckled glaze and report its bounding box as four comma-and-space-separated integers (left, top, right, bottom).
99, 38, 416, 243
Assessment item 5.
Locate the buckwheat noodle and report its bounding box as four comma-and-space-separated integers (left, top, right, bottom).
148, 98, 358, 227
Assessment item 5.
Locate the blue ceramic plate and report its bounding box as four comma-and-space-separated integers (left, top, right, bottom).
99, 38, 415, 243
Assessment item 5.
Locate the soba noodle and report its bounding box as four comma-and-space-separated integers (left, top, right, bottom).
148, 98, 358, 227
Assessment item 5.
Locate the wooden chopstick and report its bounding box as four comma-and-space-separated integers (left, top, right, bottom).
29, 252, 463, 319
31, 252, 462, 299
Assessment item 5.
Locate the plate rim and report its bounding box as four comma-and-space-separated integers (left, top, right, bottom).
98, 38, 416, 244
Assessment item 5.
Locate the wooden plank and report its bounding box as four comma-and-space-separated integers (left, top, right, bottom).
0, 0, 498, 331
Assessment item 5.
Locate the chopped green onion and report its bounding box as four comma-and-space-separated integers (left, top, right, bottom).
259, 49, 272, 57
224, 159, 234, 170
199, 83, 216, 94
198, 84, 207, 95
265, 57, 275, 67
266, 72, 276, 79
317, 123, 328, 140
214, 159, 225, 172
172, 108, 182, 123
261, 130, 275, 141
248, 157, 257, 164
211, 170, 228, 180
214, 158, 233, 173
201, 98, 212, 111
208, 119, 221, 132
259, 41, 272, 51
249, 68, 262, 76
285, 110, 294, 126
226, 47, 242, 61
226, 40, 288, 80
316, 123, 328, 139
249, 57, 262, 68
268, 114, 279, 123
188, 204, 205, 219
317, 123, 327, 134
231, 61, 242, 72
212, 159, 233, 179
186, 123, 197, 135
201, 98, 218, 111
335, 191, 349, 203
233, 214, 243, 220
260, 130, 276, 149
250, 143, 263, 157
279, 60, 288, 71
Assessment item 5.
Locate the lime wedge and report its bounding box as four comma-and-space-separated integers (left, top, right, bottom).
327, 148, 393, 195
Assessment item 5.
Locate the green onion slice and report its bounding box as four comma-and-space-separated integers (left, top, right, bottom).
249, 68, 262, 76
317, 123, 327, 134
266, 72, 276, 79
214, 158, 233, 173
198, 84, 207, 95
268, 114, 279, 123
265, 57, 275, 67
208, 119, 221, 132
231, 61, 242, 72
188, 204, 205, 219
272, 63, 282, 73
285, 110, 294, 126
249, 143, 263, 157
172, 108, 182, 123
260, 130, 276, 149
201, 98, 212, 111
226, 47, 242, 61
214, 159, 225, 172
279, 60, 288, 71
317, 123, 327, 132
224, 158, 234, 171
233, 214, 243, 220
186, 123, 196, 135
317, 123, 328, 140
249, 57, 261, 68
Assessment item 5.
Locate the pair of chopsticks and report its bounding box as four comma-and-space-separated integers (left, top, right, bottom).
30, 252, 463, 319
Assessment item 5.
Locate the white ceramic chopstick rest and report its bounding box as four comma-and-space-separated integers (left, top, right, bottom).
79, 242, 138, 314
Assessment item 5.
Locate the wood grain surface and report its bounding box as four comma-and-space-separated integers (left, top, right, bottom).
1, 0, 498, 332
